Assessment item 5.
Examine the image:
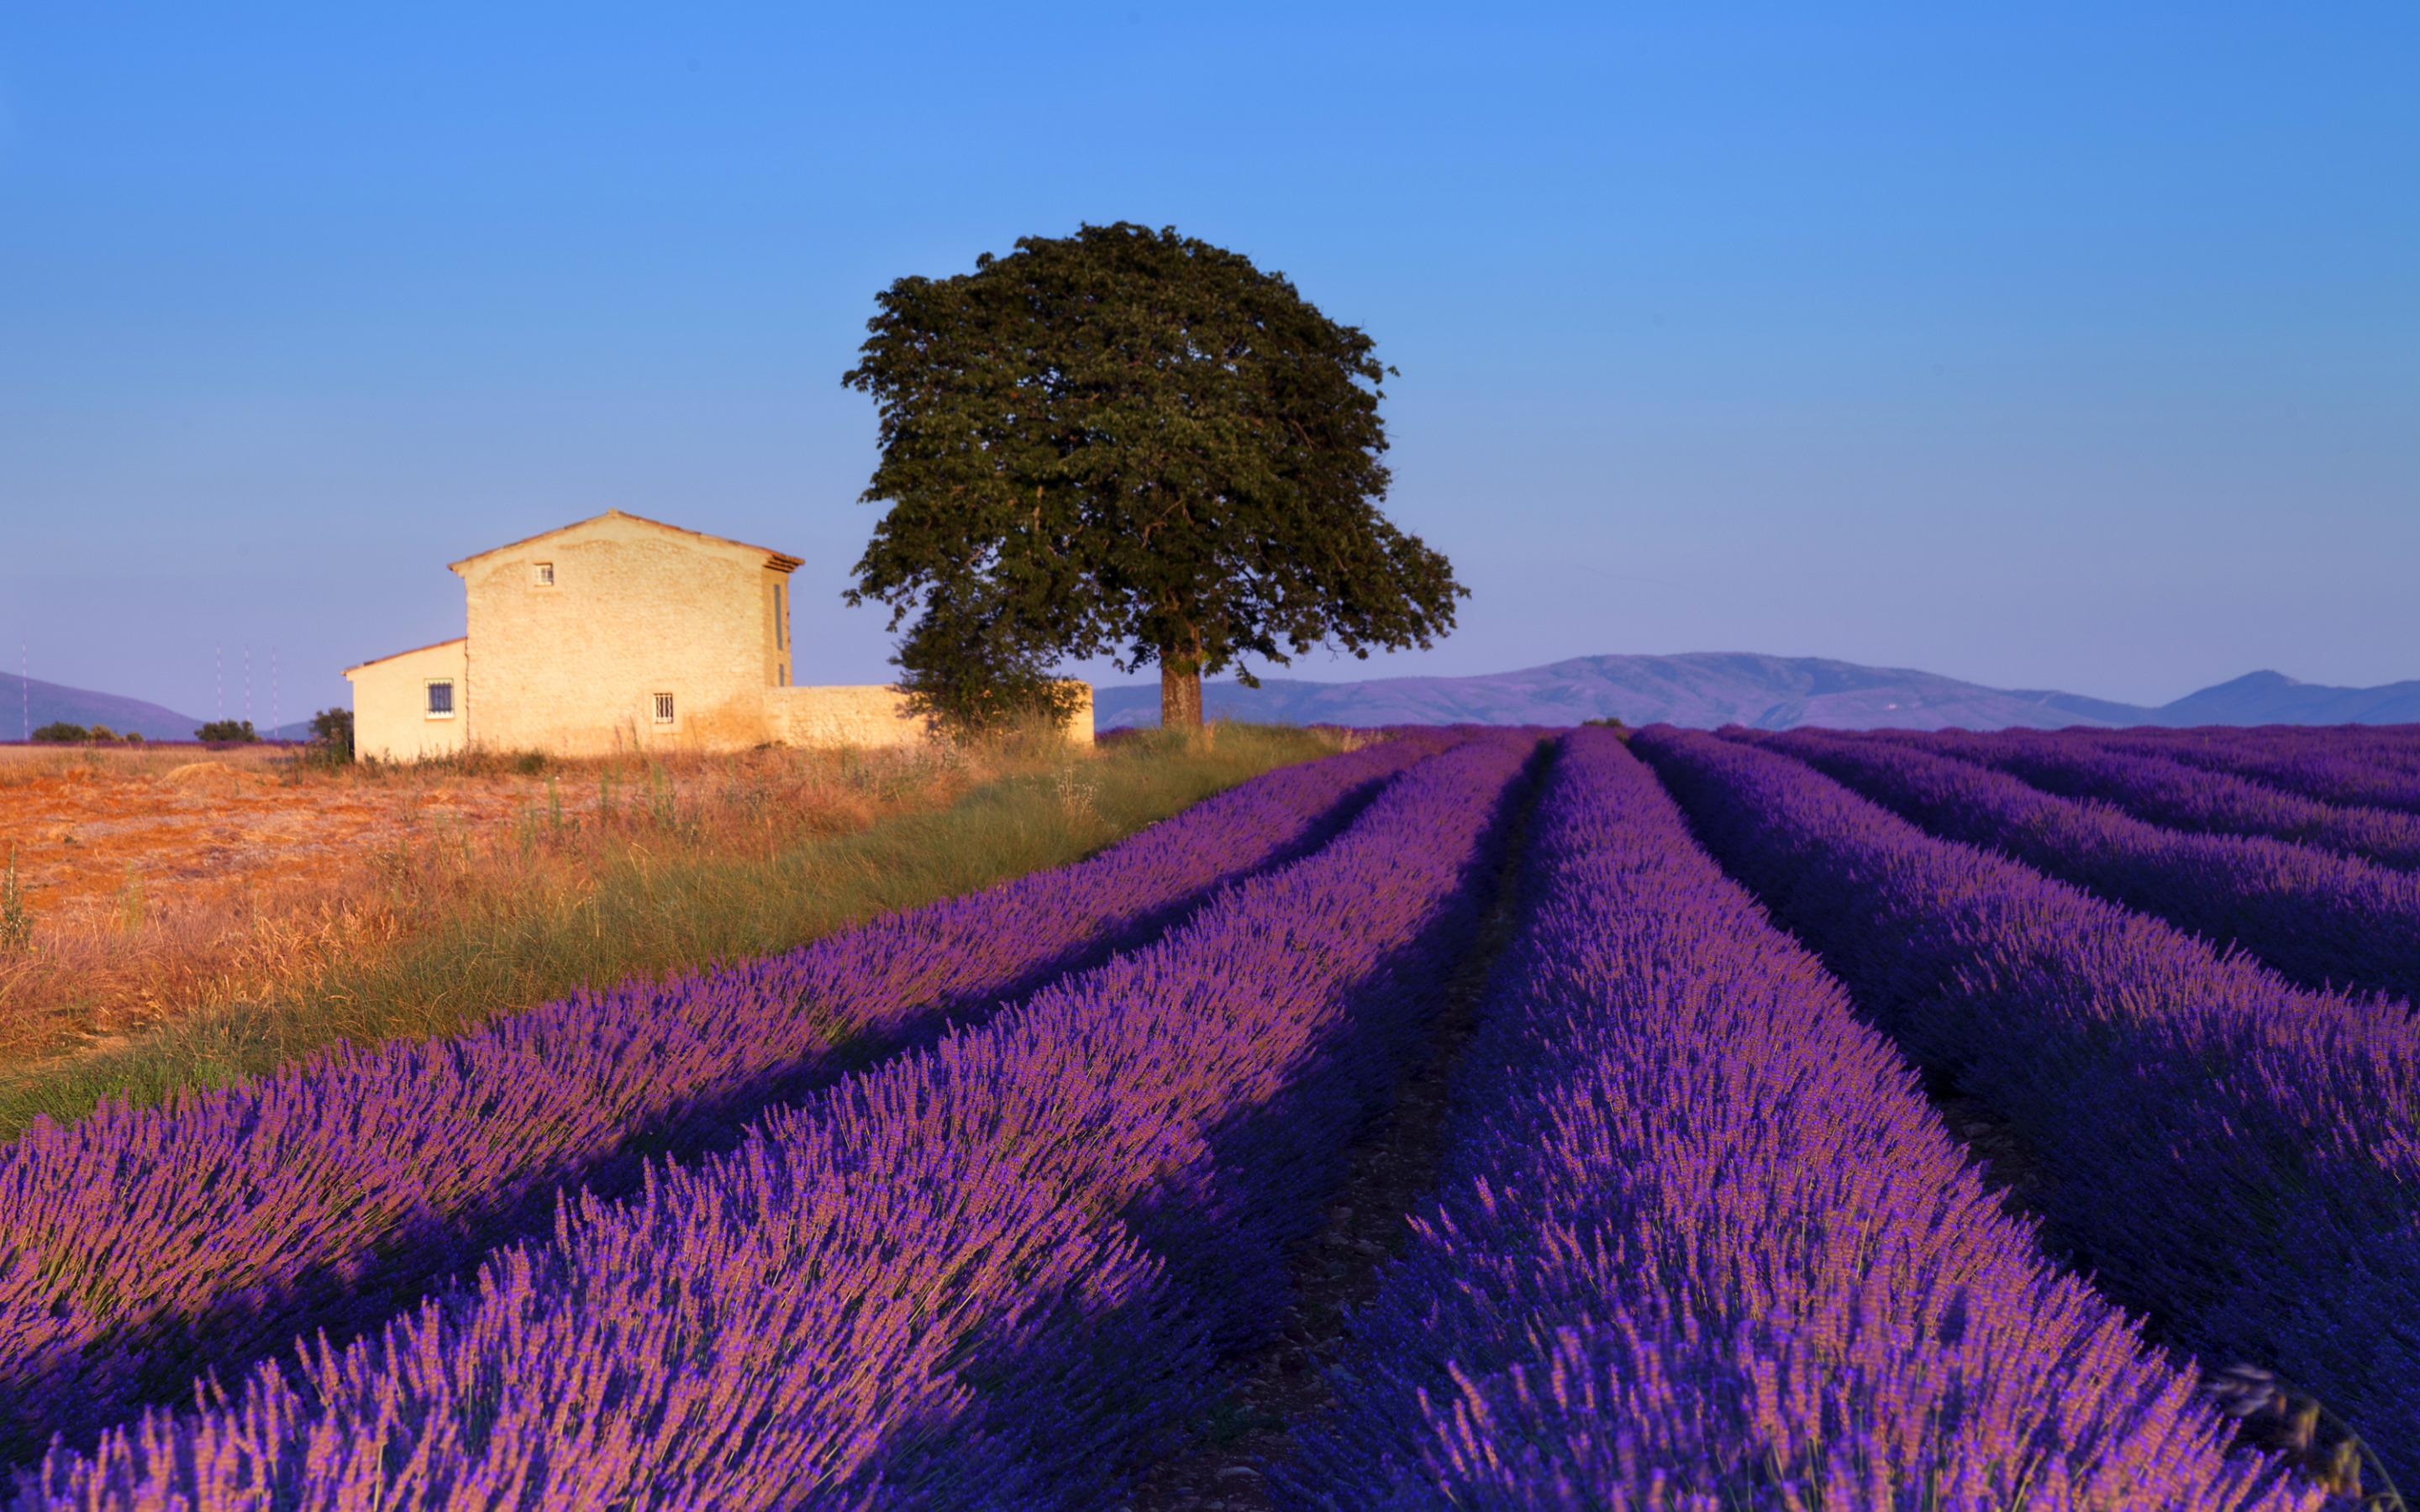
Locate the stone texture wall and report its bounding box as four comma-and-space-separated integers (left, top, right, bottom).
765, 685, 929, 749
455, 513, 790, 758
1055, 681, 1097, 748
344, 638, 468, 763
765, 682, 1095, 750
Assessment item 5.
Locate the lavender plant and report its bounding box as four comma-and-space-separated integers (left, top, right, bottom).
0, 732, 1456, 1460
2107, 727, 2420, 816
11, 733, 1539, 1508
1633, 724, 2420, 1494
1279, 728, 2314, 1509
1881, 727, 2420, 871
1749, 726, 2420, 1005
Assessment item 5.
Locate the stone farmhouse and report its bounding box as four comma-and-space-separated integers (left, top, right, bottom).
344, 511, 1091, 761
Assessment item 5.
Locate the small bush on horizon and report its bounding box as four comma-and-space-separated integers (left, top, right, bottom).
297, 709, 354, 771
30, 724, 144, 744
194, 720, 260, 744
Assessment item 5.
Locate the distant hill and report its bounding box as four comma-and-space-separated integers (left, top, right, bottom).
15, 659, 2411, 744
2153, 670, 2420, 727
0, 674, 208, 741
1092, 654, 2420, 732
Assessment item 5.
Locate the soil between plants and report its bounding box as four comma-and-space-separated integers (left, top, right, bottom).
1117, 763, 1539, 1512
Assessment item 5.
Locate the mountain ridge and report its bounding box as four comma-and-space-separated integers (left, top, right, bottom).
11, 659, 2413, 744
0, 675, 210, 742
1092, 654, 2420, 732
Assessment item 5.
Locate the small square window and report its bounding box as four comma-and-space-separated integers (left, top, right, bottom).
533, 563, 555, 586
652, 691, 676, 725
426, 680, 455, 717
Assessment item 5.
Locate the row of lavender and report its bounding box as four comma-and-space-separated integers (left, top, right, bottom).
0, 731, 1456, 1458
1740, 727, 2420, 1005
10, 733, 1539, 1507
1870, 726, 2420, 871
2104, 725, 2420, 815
1634, 725, 2420, 1494
1280, 728, 2311, 1508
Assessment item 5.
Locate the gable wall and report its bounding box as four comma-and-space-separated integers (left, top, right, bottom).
458, 516, 784, 757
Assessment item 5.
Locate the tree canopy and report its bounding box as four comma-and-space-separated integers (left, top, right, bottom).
842, 222, 1466, 732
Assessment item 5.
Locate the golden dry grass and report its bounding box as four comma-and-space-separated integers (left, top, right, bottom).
0, 740, 976, 1055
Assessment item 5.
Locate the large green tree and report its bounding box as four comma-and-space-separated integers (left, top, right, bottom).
842, 223, 1466, 732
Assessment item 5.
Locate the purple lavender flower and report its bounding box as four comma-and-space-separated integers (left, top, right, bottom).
13, 734, 1541, 1508
1279, 728, 2314, 1510
0, 731, 1455, 1459
1633, 724, 2420, 1494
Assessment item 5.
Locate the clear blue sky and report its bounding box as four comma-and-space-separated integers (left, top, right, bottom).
3, 2, 2413, 724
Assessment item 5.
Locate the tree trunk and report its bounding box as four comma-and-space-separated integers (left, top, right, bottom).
1160, 659, 1203, 731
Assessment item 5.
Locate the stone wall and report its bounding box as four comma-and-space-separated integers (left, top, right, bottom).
763, 681, 1095, 750
1055, 681, 1097, 748
765, 685, 928, 749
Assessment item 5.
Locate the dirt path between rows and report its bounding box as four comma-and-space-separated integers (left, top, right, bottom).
1118, 762, 1543, 1512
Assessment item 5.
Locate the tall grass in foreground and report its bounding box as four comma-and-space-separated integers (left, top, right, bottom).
0, 722, 1351, 1139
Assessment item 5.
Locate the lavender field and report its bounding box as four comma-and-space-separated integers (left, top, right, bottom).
3, 722, 2415, 1509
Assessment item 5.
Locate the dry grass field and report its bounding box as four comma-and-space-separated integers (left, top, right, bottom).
0, 740, 971, 1056
0, 724, 1348, 1134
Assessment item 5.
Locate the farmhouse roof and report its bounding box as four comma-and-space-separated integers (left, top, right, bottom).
448, 510, 805, 575
342, 638, 468, 676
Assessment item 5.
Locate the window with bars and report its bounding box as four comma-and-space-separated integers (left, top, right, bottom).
652, 692, 676, 724
425, 680, 455, 717
533, 562, 555, 586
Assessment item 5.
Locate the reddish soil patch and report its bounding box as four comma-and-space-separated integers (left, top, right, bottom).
0, 746, 587, 1053
0, 748, 549, 928
0, 739, 978, 1058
